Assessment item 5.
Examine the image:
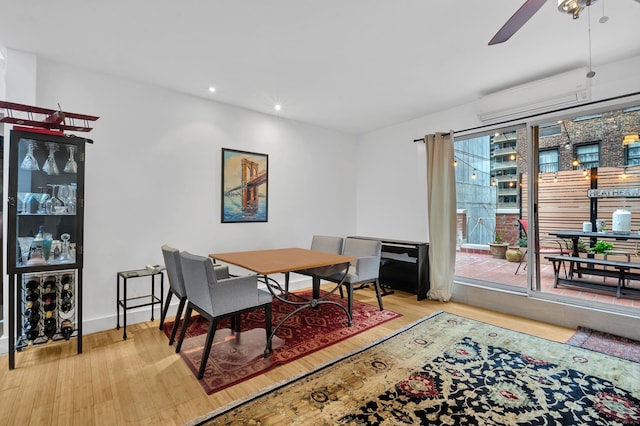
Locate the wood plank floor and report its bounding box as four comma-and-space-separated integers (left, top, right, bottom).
0, 285, 575, 425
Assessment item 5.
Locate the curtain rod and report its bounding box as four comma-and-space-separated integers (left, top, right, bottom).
412, 91, 640, 143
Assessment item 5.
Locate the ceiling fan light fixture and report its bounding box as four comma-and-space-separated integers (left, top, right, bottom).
557, 0, 597, 19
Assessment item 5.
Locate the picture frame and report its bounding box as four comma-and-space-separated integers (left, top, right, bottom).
221, 148, 268, 223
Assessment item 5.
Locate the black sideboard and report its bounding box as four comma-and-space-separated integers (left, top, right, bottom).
350, 236, 430, 300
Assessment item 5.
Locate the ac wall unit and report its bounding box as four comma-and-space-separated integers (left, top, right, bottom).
476, 67, 591, 122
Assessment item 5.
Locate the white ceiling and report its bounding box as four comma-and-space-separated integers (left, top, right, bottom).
1, 0, 639, 135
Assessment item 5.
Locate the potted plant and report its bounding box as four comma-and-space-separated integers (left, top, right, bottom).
589, 240, 613, 255
505, 244, 523, 262
506, 236, 525, 262
488, 230, 509, 259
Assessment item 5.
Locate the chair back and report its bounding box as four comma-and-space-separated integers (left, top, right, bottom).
179, 251, 217, 314
310, 235, 343, 254
344, 237, 382, 279
343, 237, 381, 259
162, 244, 187, 298
518, 219, 528, 236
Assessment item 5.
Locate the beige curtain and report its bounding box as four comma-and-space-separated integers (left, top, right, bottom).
425, 131, 456, 301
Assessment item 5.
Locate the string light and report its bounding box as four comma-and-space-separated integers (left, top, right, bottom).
572, 159, 580, 167
553, 174, 558, 183
471, 170, 477, 179
453, 158, 458, 167
621, 167, 628, 179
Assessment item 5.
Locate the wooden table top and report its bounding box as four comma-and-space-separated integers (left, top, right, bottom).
209, 248, 355, 275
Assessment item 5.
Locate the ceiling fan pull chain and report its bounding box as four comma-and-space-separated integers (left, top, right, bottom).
587, 4, 596, 78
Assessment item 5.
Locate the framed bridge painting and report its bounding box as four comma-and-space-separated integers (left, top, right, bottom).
221, 148, 269, 223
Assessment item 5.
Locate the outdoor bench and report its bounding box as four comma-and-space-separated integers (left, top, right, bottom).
545, 255, 640, 298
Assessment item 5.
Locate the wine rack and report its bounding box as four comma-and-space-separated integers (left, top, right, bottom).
17, 271, 78, 350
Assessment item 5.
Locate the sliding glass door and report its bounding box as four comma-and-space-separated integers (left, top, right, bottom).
454, 102, 640, 314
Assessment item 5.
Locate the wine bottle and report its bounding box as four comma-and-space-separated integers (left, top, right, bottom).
26, 279, 39, 291
60, 300, 73, 313
25, 329, 39, 341
25, 300, 40, 314
43, 277, 56, 292
61, 282, 72, 300
24, 307, 40, 321
44, 317, 57, 340
43, 292, 57, 312
25, 290, 39, 302
61, 320, 74, 340
24, 320, 39, 333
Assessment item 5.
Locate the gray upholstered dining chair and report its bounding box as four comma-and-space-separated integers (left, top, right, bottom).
326, 237, 384, 318
175, 251, 273, 379
160, 244, 188, 345
160, 244, 230, 346
284, 235, 344, 297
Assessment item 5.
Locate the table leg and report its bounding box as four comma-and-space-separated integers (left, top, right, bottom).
150, 274, 155, 321
123, 277, 128, 340
116, 274, 121, 330
312, 275, 320, 302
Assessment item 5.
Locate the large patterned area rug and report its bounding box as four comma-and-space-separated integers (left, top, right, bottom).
567, 326, 640, 363
163, 289, 401, 394
190, 311, 640, 425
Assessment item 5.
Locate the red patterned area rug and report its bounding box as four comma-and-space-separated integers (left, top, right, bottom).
566, 326, 640, 363
188, 312, 640, 425
163, 289, 401, 394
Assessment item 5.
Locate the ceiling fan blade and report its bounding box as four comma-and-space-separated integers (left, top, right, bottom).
489, 0, 548, 45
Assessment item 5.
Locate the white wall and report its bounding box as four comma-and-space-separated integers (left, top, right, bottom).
1, 57, 358, 349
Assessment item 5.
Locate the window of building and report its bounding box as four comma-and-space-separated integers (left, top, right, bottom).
575, 143, 600, 169
626, 141, 640, 166
573, 113, 602, 122
539, 123, 561, 137
539, 148, 558, 173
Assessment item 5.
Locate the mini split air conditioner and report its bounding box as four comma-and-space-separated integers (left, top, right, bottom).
475, 67, 591, 122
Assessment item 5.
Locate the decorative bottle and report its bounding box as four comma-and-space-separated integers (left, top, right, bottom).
28, 226, 46, 266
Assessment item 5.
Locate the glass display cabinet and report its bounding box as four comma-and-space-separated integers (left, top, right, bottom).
6, 128, 87, 369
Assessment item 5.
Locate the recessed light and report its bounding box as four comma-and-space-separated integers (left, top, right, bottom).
274, 104, 282, 111
208, 87, 216, 93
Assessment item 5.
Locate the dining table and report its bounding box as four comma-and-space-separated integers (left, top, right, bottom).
549, 230, 640, 257
209, 247, 355, 356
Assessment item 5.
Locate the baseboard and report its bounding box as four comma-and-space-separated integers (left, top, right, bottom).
452, 281, 640, 340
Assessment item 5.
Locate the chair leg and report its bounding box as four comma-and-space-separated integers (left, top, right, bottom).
159, 290, 173, 329
373, 279, 384, 311
198, 319, 218, 379
231, 314, 242, 333
284, 272, 290, 299
264, 303, 273, 356
168, 297, 187, 346
515, 249, 527, 275
175, 305, 192, 353
347, 284, 354, 319
339, 284, 344, 299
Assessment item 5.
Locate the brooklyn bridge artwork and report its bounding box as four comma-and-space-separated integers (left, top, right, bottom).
221, 148, 268, 223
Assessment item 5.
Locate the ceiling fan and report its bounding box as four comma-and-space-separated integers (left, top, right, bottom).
488, 0, 635, 45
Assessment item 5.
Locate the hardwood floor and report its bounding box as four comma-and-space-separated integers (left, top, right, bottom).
0, 285, 575, 425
